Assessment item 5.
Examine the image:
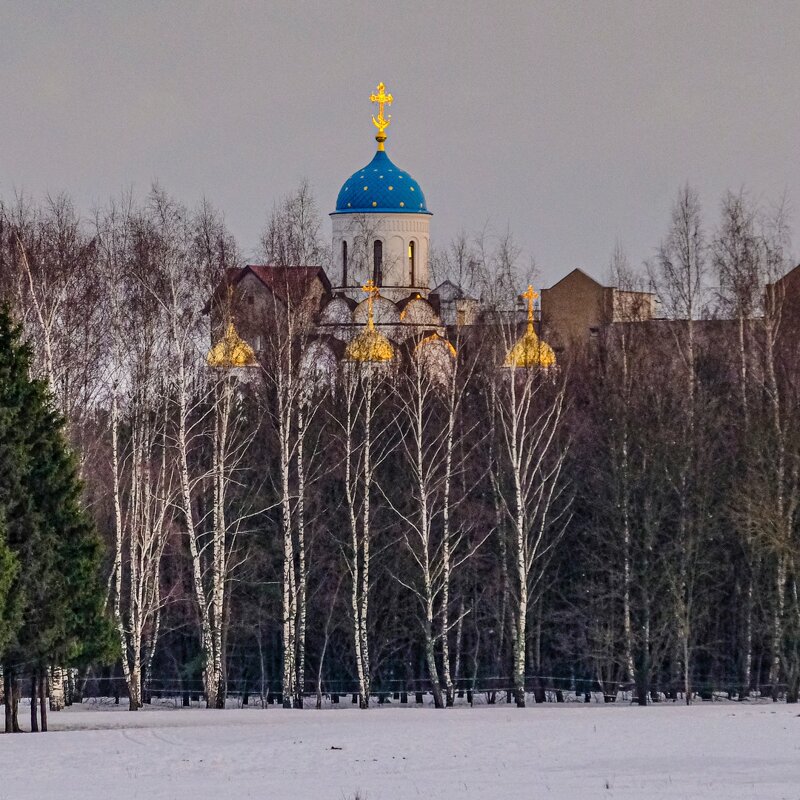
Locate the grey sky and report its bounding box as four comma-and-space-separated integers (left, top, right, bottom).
1, 1, 798, 286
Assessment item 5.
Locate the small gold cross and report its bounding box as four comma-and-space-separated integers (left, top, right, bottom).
522, 285, 538, 322
362, 279, 380, 298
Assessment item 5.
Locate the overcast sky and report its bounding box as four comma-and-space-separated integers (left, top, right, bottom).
1, 1, 798, 286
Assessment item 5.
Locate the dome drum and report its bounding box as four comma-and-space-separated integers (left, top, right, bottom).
331, 213, 430, 302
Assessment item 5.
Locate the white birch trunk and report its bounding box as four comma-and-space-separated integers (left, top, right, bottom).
175, 362, 217, 707
494, 359, 569, 709
295, 405, 308, 708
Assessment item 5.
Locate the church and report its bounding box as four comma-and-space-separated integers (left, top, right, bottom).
206, 83, 559, 373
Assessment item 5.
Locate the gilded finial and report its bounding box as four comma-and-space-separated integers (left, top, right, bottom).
207, 321, 257, 369
362, 278, 380, 329
362, 278, 380, 297
503, 285, 556, 370
345, 279, 394, 362
370, 82, 393, 151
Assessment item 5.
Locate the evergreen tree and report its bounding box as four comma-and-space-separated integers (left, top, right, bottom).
0, 514, 19, 656
0, 306, 114, 732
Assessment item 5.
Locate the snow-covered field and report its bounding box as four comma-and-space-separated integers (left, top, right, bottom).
2, 702, 799, 799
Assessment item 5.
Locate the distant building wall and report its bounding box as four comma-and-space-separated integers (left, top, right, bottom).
612, 289, 655, 323
541, 269, 609, 348
541, 268, 654, 348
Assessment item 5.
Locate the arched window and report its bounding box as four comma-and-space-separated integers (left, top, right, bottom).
408, 241, 416, 286
373, 240, 383, 286
342, 240, 348, 286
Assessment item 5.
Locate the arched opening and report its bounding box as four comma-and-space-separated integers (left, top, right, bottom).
342, 240, 348, 286
373, 240, 383, 286
408, 241, 416, 286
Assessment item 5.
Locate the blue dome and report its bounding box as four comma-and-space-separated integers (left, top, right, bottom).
333, 149, 431, 215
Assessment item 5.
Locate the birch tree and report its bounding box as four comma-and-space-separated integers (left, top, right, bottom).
389, 331, 485, 707
258, 181, 330, 707
153, 192, 252, 709
491, 346, 571, 707
110, 379, 173, 710
734, 202, 800, 700
713, 191, 763, 697
2, 196, 105, 452
333, 362, 395, 708
261, 179, 329, 268
568, 245, 660, 703
100, 208, 174, 711
649, 184, 713, 703
393, 345, 451, 707
266, 299, 302, 708
98, 189, 254, 709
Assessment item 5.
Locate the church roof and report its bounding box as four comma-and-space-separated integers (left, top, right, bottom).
246, 265, 331, 305
333, 149, 430, 215
432, 280, 471, 301
544, 268, 606, 292
204, 265, 331, 313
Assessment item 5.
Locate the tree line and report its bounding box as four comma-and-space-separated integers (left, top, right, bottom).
0, 182, 798, 724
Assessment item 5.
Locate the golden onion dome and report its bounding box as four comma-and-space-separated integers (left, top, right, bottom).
504, 326, 556, 369
414, 332, 457, 358
207, 322, 257, 368
415, 332, 457, 387
345, 280, 395, 363
345, 326, 395, 362
503, 286, 556, 370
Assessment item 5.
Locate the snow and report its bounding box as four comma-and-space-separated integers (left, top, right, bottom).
2, 702, 799, 799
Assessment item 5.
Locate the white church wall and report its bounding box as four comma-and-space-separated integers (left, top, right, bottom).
331, 212, 430, 302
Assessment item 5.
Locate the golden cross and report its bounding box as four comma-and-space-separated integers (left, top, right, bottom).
362, 278, 380, 298
522, 285, 539, 323
370, 82, 393, 137
362, 279, 380, 328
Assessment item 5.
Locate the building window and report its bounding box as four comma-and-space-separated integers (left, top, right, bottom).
408, 241, 416, 285
373, 240, 383, 286
342, 240, 348, 286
